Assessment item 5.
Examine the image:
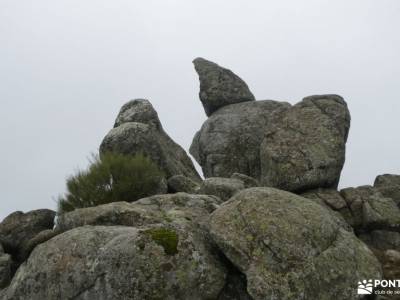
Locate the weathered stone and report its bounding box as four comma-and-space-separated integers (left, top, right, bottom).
33, 194, 227, 299
114, 98, 162, 129
56, 193, 221, 232
101, 100, 201, 182
260, 95, 350, 191
193, 57, 255, 116
382, 250, 400, 280
209, 187, 381, 300
198, 177, 245, 202
374, 174, 400, 206
191, 95, 350, 192
19, 229, 60, 262
167, 174, 200, 193
0, 252, 12, 289
56, 201, 158, 231
340, 186, 400, 231
230, 173, 259, 188
302, 189, 347, 210
301, 189, 353, 228
0, 209, 55, 257
359, 230, 400, 251
190, 100, 290, 179
2, 225, 226, 300
217, 259, 253, 300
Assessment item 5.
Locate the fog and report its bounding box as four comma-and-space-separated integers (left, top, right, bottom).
1, 0, 399, 220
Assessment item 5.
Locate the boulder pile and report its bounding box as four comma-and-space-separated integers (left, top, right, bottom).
1, 58, 399, 300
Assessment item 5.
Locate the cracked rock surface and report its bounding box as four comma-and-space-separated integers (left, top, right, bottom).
191, 95, 350, 192
340, 185, 400, 231
2, 193, 227, 300
260, 95, 350, 191
209, 187, 381, 300
2, 226, 225, 300
190, 100, 291, 180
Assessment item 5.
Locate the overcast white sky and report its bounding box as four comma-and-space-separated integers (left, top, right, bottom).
1, 0, 399, 220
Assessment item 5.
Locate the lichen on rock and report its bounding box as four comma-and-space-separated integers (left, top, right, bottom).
144, 227, 179, 256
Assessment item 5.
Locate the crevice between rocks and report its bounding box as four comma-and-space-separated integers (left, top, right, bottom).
216, 250, 253, 300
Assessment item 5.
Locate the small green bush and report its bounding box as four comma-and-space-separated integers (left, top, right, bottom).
57, 153, 164, 214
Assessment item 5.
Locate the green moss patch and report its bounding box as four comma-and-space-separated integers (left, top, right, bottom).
145, 228, 179, 255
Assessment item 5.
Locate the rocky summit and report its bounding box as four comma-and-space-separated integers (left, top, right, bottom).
1, 58, 399, 300
190, 94, 350, 192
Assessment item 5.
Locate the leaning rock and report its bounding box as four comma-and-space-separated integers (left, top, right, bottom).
198, 177, 245, 202
167, 174, 200, 193
2, 225, 226, 300
100, 99, 201, 182
191, 95, 350, 192
193, 57, 255, 116
190, 100, 290, 179
260, 95, 350, 191
0, 209, 55, 257
209, 187, 381, 300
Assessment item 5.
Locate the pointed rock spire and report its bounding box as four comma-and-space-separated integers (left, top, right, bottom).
193, 57, 255, 116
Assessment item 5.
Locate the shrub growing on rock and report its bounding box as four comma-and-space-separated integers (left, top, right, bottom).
57, 153, 164, 214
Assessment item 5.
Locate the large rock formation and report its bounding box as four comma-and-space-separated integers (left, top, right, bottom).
260, 95, 350, 191
303, 180, 400, 233
209, 187, 382, 300
190, 100, 290, 180
100, 99, 201, 182
191, 94, 350, 192
2, 194, 226, 300
2, 225, 225, 300
302, 175, 400, 297
193, 57, 255, 116
2, 59, 398, 299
